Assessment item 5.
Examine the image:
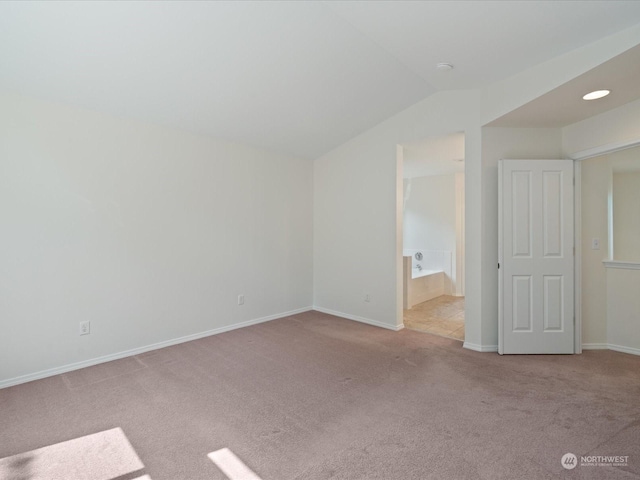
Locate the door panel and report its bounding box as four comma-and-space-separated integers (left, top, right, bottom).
499, 159, 574, 354
543, 275, 563, 331
543, 171, 563, 256
512, 276, 532, 331
512, 172, 532, 257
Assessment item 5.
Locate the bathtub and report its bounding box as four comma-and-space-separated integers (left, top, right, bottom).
412, 268, 442, 279
402, 250, 451, 309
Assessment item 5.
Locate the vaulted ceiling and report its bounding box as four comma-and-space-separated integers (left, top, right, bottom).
2, 1, 640, 158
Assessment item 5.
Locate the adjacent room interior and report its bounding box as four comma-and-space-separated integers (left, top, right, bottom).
401, 133, 465, 341
1, 2, 640, 479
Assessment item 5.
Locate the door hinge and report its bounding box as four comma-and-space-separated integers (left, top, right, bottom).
498, 263, 500, 269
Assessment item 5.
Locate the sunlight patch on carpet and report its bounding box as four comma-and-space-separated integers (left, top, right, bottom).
0, 427, 146, 480
208, 448, 262, 480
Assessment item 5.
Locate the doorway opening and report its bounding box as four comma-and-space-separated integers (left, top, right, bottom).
399, 132, 465, 341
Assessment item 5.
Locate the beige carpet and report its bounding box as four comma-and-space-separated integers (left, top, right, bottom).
1, 311, 639, 480
0, 428, 145, 480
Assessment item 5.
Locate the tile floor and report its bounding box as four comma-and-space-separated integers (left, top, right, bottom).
403, 295, 464, 341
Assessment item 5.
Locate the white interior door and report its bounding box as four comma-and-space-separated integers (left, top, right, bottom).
499, 159, 574, 354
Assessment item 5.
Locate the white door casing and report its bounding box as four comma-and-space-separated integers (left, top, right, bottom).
499, 160, 574, 354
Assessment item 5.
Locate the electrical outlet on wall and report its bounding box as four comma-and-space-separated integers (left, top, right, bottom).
592, 238, 600, 250
79, 321, 91, 336
364, 293, 371, 303
238, 294, 245, 306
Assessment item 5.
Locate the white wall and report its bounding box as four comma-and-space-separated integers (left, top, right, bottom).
580, 157, 609, 346
481, 127, 563, 347
314, 90, 482, 334
563, 98, 640, 157
613, 172, 640, 261
403, 174, 456, 252
0, 92, 314, 386
607, 269, 640, 354
455, 172, 465, 296
403, 173, 458, 294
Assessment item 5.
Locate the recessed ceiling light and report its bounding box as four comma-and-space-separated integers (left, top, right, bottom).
436, 63, 454, 71
583, 90, 610, 100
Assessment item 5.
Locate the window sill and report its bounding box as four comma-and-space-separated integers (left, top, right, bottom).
603, 260, 640, 270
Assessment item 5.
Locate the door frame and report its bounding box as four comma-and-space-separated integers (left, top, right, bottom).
570, 137, 640, 354
396, 137, 467, 329
498, 159, 577, 354
574, 161, 582, 354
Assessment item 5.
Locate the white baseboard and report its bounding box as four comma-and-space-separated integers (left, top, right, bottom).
582, 343, 609, 350
0, 306, 313, 390
582, 343, 640, 356
463, 342, 499, 353
461, 342, 640, 356
606, 343, 640, 356
312, 306, 404, 331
